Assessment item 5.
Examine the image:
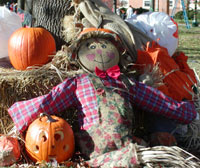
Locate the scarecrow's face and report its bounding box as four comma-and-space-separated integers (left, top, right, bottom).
78, 38, 120, 72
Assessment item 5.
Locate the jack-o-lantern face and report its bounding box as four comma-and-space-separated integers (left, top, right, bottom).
25, 114, 75, 163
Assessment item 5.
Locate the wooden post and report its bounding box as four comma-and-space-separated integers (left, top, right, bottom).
150, 0, 155, 11
192, 0, 199, 26
155, 0, 159, 11
166, 0, 169, 14
186, 0, 190, 11
113, 0, 117, 13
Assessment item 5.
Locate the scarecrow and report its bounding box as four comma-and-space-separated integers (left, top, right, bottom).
8, 28, 198, 167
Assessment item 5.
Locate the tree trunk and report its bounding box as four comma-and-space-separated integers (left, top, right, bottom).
186, 0, 190, 11
31, 0, 74, 50
17, 0, 25, 10
24, 0, 33, 14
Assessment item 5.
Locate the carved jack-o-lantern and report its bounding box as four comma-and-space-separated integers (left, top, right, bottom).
25, 113, 75, 163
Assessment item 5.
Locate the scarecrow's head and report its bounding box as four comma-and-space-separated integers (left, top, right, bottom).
69, 28, 126, 73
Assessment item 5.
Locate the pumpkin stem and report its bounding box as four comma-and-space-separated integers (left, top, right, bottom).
39, 113, 57, 122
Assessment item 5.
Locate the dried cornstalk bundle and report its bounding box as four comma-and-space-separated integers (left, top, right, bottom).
0, 49, 83, 134
137, 63, 164, 88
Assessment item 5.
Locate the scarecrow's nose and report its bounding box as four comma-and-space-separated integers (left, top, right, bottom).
96, 49, 102, 55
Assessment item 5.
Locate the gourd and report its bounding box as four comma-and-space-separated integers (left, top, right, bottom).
25, 113, 75, 163
8, 27, 56, 70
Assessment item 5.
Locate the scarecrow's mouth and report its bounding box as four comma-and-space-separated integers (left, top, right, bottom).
94, 59, 111, 64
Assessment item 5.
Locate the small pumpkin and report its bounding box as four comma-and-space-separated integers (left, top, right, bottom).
8, 27, 56, 70
0, 134, 21, 166
25, 113, 75, 163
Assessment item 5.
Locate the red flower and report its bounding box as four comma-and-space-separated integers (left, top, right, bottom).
102, 97, 107, 103
96, 129, 102, 136
114, 112, 120, 118
117, 118, 123, 124
104, 133, 111, 140
130, 157, 137, 164
109, 105, 116, 110
96, 88, 105, 95
113, 133, 121, 139
104, 157, 111, 163
95, 146, 101, 153
107, 141, 116, 149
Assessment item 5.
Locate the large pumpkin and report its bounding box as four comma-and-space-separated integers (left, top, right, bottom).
25, 113, 75, 163
8, 27, 56, 70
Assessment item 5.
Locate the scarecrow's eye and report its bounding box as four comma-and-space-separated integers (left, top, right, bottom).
89, 44, 96, 49
101, 44, 107, 49
86, 43, 90, 47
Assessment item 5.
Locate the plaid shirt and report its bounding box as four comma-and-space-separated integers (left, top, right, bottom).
8, 74, 197, 133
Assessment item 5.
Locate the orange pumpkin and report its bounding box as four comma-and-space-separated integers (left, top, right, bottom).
25, 113, 75, 163
8, 27, 56, 70
0, 134, 21, 166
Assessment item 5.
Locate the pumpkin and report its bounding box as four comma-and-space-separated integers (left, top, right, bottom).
25, 113, 75, 163
0, 134, 21, 166
8, 27, 56, 70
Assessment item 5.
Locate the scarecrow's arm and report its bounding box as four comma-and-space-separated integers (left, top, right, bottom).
129, 80, 197, 124
8, 77, 77, 133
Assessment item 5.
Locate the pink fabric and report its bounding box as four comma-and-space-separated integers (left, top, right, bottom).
95, 65, 120, 79
86, 143, 138, 167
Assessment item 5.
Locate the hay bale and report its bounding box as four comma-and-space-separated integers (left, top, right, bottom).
0, 49, 83, 134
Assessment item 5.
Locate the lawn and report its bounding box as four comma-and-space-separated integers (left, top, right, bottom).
177, 24, 200, 75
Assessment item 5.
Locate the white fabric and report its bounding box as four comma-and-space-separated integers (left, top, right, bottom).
126, 12, 178, 56
126, 6, 133, 19
116, 8, 120, 16
0, 6, 21, 58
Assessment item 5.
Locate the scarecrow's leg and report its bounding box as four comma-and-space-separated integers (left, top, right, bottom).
144, 113, 177, 146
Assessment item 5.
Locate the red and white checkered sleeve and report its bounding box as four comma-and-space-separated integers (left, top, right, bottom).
8, 77, 77, 133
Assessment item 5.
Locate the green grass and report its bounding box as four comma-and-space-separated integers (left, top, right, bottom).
178, 25, 200, 59
177, 24, 200, 74
175, 19, 192, 24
